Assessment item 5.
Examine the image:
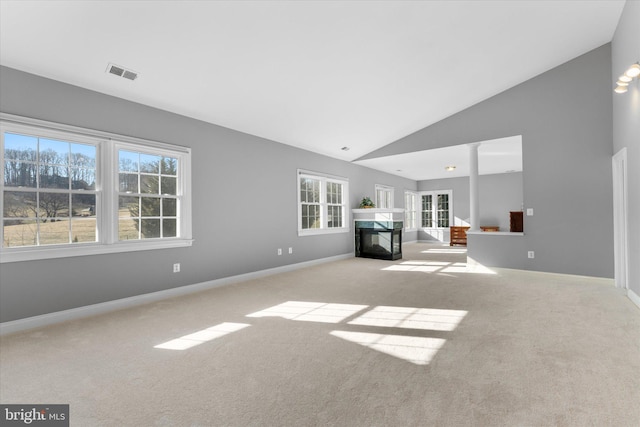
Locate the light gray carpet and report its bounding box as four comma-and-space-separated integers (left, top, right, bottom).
1, 243, 639, 426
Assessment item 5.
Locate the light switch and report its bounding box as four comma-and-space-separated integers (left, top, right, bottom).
526, 208, 534, 216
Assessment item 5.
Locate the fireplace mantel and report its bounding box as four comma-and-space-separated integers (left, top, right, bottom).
353, 208, 405, 221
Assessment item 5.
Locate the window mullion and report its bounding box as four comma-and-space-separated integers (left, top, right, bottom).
101, 141, 116, 244
324, 179, 329, 229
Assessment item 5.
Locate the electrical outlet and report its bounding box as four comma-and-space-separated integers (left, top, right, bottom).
528, 251, 535, 259
173, 263, 181, 273
288, 247, 293, 254
277, 248, 282, 256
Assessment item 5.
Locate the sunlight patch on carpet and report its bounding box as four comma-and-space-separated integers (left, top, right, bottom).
246, 301, 368, 323
154, 322, 250, 350
382, 259, 495, 274
348, 306, 468, 331
421, 248, 467, 254
330, 331, 446, 365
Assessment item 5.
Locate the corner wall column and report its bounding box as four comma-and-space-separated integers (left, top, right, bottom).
468, 142, 481, 231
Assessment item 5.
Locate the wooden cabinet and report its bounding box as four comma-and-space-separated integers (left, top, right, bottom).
450, 226, 470, 246
510, 211, 524, 232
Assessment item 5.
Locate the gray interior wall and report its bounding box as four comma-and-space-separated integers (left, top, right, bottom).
0, 66, 417, 323
478, 173, 524, 231
361, 45, 614, 278
467, 234, 525, 270
612, 0, 640, 298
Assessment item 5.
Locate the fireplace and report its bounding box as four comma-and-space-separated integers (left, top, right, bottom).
356, 227, 402, 260
353, 209, 404, 261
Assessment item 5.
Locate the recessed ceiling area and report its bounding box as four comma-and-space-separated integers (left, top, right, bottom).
0, 1, 625, 164
354, 136, 523, 181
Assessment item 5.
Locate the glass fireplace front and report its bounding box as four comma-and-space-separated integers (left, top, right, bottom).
355, 226, 402, 260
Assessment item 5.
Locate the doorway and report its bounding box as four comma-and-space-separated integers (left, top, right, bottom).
612, 148, 628, 289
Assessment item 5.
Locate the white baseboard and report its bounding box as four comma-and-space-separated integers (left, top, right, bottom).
628, 288, 640, 310
0, 253, 354, 336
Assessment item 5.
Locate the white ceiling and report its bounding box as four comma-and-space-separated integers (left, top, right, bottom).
0, 0, 624, 174
355, 135, 522, 181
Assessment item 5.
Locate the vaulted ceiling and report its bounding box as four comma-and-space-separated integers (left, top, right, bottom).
0, 0, 625, 174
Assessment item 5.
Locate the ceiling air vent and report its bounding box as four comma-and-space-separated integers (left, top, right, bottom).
106, 63, 138, 81
122, 70, 138, 81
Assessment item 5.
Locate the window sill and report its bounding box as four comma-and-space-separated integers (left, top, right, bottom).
0, 239, 194, 263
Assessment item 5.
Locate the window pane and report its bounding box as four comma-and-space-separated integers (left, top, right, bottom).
4, 161, 37, 187
140, 154, 161, 173
301, 178, 320, 204
70, 143, 96, 168
118, 196, 142, 241
3, 219, 37, 247
163, 198, 177, 216
119, 218, 139, 240
312, 180, 320, 203
140, 175, 159, 194
39, 165, 69, 189
71, 218, 96, 243
302, 204, 321, 229
163, 219, 177, 237
141, 219, 161, 238
39, 139, 69, 165
39, 218, 70, 245
3, 191, 36, 218
312, 205, 321, 228
422, 195, 432, 210
71, 168, 95, 190
328, 206, 342, 228
161, 176, 177, 195
376, 188, 392, 209
119, 173, 138, 193
422, 195, 433, 227
4, 133, 37, 160
437, 194, 449, 228
327, 182, 342, 205
119, 150, 139, 172
140, 197, 161, 217
438, 194, 449, 209
119, 196, 138, 217
39, 193, 69, 220
309, 180, 320, 203
301, 179, 308, 203
161, 157, 178, 175
72, 194, 96, 217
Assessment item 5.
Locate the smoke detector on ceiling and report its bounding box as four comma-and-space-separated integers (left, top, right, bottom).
106, 63, 138, 81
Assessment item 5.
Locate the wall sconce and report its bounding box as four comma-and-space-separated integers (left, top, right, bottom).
614, 62, 640, 94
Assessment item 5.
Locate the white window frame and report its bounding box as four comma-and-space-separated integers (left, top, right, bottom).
375, 184, 394, 209
420, 190, 453, 229
297, 169, 349, 236
404, 191, 419, 231
1, 113, 192, 263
